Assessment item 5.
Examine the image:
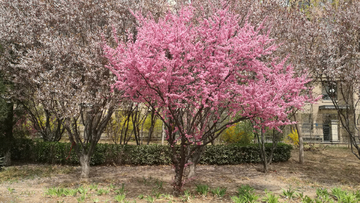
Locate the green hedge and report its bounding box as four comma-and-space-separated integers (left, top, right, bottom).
11, 139, 292, 166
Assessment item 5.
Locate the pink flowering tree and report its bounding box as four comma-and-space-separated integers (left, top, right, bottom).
104, 3, 315, 194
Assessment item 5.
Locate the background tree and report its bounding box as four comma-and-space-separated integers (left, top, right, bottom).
104, 2, 316, 194
308, 1, 360, 158
0, 0, 168, 178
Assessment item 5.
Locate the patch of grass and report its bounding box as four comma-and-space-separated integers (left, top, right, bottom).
89, 183, 98, 191
45, 187, 66, 197
231, 185, 259, 203
331, 187, 359, 203
195, 184, 209, 196
64, 188, 78, 197
109, 183, 116, 190
282, 186, 297, 200
152, 190, 162, 199
0, 165, 75, 183
263, 190, 279, 203
181, 189, 191, 202
316, 188, 329, 198
96, 188, 110, 195
115, 183, 126, 195
211, 187, 227, 198
45, 187, 78, 197
77, 185, 88, 195
146, 195, 155, 203
7, 187, 15, 194
297, 192, 313, 203
115, 194, 126, 202
141, 176, 152, 186
155, 180, 164, 190
163, 193, 173, 200
20, 190, 35, 196
77, 194, 86, 202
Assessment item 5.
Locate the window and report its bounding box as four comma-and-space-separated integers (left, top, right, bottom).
322, 81, 337, 100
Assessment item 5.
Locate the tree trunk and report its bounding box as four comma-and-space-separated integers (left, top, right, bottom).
294, 114, 304, 164
261, 130, 268, 173
79, 153, 90, 179
4, 150, 11, 166
187, 147, 203, 179
161, 122, 165, 145
173, 144, 186, 197
1, 102, 13, 166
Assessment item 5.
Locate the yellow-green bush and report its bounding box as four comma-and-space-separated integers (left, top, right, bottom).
221, 122, 253, 144
287, 129, 299, 146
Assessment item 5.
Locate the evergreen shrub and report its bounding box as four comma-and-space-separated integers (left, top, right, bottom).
11, 139, 292, 166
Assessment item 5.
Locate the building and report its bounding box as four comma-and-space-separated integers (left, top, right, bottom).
297, 81, 358, 143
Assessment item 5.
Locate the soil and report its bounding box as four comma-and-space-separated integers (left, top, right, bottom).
0, 145, 359, 202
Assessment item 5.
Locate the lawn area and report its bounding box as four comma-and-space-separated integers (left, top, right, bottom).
0, 145, 359, 202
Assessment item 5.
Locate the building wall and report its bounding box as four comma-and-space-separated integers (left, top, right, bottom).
297, 82, 358, 143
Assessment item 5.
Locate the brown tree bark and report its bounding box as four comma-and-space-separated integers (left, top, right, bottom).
293, 114, 304, 164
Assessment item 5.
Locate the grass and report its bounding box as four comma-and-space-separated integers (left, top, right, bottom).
263, 190, 280, 203
195, 184, 209, 196
211, 187, 227, 198
114, 183, 126, 195
2, 146, 360, 202
281, 186, 297, 200
114, 194, 126, 202
0, 165, 75, 183
231, 185, 259, 203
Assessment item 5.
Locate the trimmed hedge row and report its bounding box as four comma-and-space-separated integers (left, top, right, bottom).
11, 139, 292, 166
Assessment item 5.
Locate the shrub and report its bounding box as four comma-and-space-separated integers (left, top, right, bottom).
286, 129, 299, 147
11, 139, 292, 166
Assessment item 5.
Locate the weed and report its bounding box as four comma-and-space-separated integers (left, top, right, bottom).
282, 186, 297, 200
89, 183, 98, 191
77, 194, 86, 202
155, 180, 164, 190
138, 194, 144, 199
45, 187, 66, 197
211, 187, 227, 198
20, 191, 35, 196
7, 187, 15, 194
146, 195, 155, 203
97, 188, 110, 195
109, 183, 116, 190
297, 192, 313, 203
142, 176, 149, 186
263, 190, 279, 203
77, 186, 88, 195
64, 188, 78, 197
316, 188, 334, 202
331, 187, 358, 203
163, 193, 173, 200
196, 184, 209, 196
115, 194, 126, 203
152, 191, 162, 199
231, 185, 259, 203
92, 198, 99, 203
181, 189, 191, 202
115, 183, 126, 195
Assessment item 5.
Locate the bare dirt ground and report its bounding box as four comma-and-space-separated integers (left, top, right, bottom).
0, 145, 360, 203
